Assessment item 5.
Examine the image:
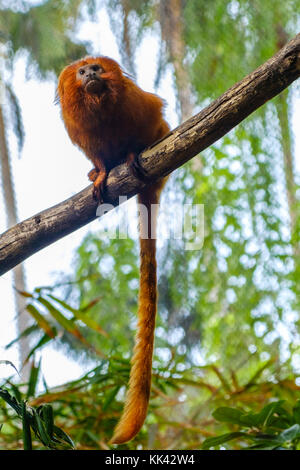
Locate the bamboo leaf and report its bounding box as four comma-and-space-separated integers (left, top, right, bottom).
37, 297, 84, 339
41, 405, 54, 439
52, 425, 75, 448
34, 412, 51, 447
26, 303, 56, 338
0, 360, 20, 377
5, 325, 39, 349
48, 294, 108, 337
27, 359, 42, 398
24, 334, 53, 363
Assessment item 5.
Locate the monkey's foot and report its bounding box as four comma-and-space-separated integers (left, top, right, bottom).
88, 168, 99, 182
93, 181, 104, 202
127, 152, 152, 183
93, 171, 107, 202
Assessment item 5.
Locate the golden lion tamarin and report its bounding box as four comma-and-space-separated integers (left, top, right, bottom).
57, 56, 169, 444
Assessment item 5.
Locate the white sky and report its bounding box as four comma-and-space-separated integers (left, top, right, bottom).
0, 7, 178, 385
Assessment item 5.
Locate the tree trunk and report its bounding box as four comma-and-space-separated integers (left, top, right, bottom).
276, 90, 299, 256
159, 0, 194, 122
0, 103, 31, 381
275, 26, 299, 257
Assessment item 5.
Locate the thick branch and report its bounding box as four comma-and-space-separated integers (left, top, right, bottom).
1, 33, 300, 275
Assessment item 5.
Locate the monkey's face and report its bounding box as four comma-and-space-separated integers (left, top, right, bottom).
57, 57, 124, 108
76, 63, 105, 95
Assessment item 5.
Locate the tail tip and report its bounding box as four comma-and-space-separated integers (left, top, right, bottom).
110, 417, 145, 445
109, 428, 136, 445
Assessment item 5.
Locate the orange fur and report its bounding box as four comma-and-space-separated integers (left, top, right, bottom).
57, 56, 170, 444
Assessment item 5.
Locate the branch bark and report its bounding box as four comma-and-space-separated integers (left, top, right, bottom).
1, 33, 300, 275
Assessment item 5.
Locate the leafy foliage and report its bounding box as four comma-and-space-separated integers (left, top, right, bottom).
203, 401, 300, 450
184, 0, 300, 100
0, 0, 88, 77
0, 363, 74, 450
2, 350, 300, 449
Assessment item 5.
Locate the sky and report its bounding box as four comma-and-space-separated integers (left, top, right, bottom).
0, 6, 178, 386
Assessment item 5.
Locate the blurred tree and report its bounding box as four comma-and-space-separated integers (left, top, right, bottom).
68, 0, 300, 376
0, 0, 88, 379
184, 0, 300, 257
181, 0, 300, 369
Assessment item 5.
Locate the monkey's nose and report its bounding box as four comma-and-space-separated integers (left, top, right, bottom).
87, 72, 97, 79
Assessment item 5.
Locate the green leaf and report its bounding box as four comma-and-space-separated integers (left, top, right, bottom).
6, 383, 22, 402
26, 304, 56, 338
52, 425, 75, 448
24, 334, 53, 362
212, 402, 289, 429
41, 405, 54, 439
0, 360, 20, 377
212, 407, 245, 425
293, 401, 300, 425
256, 401, 286, 427
246, 440, 283, 450
5, 325, 39, 349
37, 297, 74, 332
238, 401, 288, 428
278, 424, 300, 443
48, 294, 108, 337
34, 412, 51, 447
27, 359, 41, 398
0, 388, 22, 414
102, 386, 120, 411
202, 432, 248, 449
37, 297, 85, 341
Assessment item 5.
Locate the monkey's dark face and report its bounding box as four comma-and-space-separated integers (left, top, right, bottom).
77, 63, 105, 95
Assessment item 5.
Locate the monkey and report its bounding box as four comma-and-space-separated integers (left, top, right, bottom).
57, 56, 170, 444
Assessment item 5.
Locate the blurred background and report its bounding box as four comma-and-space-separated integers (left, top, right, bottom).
0, 0, 300, 450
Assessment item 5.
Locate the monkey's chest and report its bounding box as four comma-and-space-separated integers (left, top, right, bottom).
82, 129, 139, 170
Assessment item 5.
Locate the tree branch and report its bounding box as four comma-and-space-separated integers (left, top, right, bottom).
1, 33, 300, 275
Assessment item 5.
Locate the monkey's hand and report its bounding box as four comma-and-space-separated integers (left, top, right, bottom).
88, 168, 99, 182
127, 152, 152, 183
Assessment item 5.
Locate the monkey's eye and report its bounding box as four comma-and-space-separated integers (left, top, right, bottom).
92, 65, 100, 72
79, 69, 85, 75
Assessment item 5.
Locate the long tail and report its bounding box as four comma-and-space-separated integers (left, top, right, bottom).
110, 183, 163, 444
